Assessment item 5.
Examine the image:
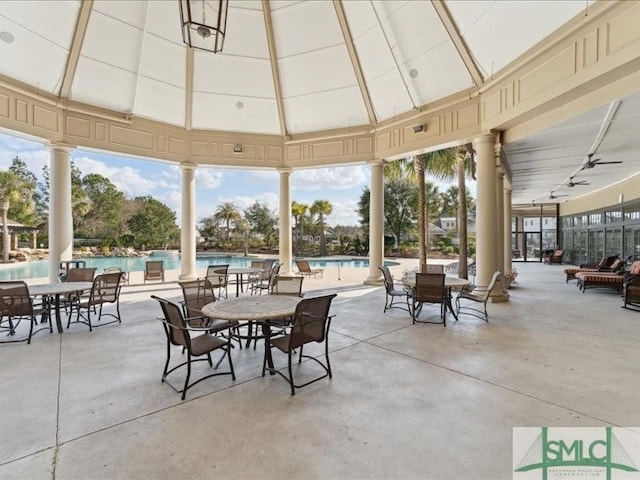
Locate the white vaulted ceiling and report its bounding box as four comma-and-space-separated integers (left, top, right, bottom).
0, 0, 587, 135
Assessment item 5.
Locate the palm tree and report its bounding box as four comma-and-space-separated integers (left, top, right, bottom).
393, 149, 457, 266
451, 144, 477, 279
291, 201, 308, 255
310, 200, 332, 256
213, 202, 241, 242
0, 171, 33, 262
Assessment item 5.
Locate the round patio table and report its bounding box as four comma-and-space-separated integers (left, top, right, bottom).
30, 281, 93, 333
226, 267, 263, 297
202, 295, 300, 373
401, 275, 470, 320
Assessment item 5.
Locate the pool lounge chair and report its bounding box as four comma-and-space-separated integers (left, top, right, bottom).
144, 260, 165, 283
294, 260, 323, 278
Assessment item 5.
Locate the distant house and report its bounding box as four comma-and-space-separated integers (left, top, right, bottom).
439, 217, 457, 232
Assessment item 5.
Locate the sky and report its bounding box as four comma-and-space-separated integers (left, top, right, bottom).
0, 131, 464, 227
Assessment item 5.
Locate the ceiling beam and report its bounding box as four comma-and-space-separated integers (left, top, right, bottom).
185, 48, 194, 131
262, 0, 288, 138
431, 0, 484, 88
59, 0, 94, 99
333, 0, 377, 124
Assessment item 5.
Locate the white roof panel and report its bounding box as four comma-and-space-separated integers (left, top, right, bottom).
140, 34, 185, 89
272, 1, 343, 59
195, 54, 274, 99
135, 77, 185, 127
192, 92, 280, 135
284, 87, 369, 133
446, 0, 585, 77
278, 45, 359, 99
71, 57, 136, 112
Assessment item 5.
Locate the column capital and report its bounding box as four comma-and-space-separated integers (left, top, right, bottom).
277, 167, 292, 175
180, 163, 197, 172
367, 159, 384, 167
48, 142, 75, 153
472, 133, 496, 147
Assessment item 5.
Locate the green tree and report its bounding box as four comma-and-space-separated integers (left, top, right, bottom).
390, 149, 457, 266
213, 202, 241, 242
358, 179, 417, 248
8, 157, 41, 225
0, 171, 33, 262
291, 201, 308, 254
244, 201, 278, 247
310, 199, 332, 256
81, 173, 126, 240
127, 196, 179, 249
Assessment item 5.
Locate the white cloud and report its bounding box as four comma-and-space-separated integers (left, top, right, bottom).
292, 165, 367, 192
197, 168, 223, 189
73, 156, 175, 197
325, 200, 360, 226
217, 192, 279, 212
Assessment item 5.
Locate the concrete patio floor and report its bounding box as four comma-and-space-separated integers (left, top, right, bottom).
1, 261, 640, 479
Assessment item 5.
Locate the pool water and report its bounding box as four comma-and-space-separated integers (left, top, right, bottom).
0, 253, 397, 281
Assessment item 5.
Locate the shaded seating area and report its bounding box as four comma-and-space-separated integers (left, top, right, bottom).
152, 296, 235, 400
379, 265, 411, 313
144, 260, 165, 283
262, 294, 337, 395
294, 260, 323, 278
455, 271, 502, 322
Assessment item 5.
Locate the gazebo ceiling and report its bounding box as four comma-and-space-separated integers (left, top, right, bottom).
0, 0, 586, 135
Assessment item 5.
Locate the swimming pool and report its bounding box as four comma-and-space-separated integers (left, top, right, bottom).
0, 254, 398, 280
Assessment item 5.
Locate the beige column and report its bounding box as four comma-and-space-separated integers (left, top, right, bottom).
179, 164, 197, 281
30, 231, 37, 249
504, 186, 513, 276
278, 168, 293, 275
365, 160, 384, 284
495, 168, 509, 298
11, 232, 18, 250
48, 144, 74, 282
496, 169, 505, 275
472, 134, 507, 301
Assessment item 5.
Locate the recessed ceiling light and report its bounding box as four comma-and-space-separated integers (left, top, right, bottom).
409, 68, 418, 79
0, 31, 15, 44
236, 101, 244, 110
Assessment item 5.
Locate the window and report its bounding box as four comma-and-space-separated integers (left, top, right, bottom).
625, 203, 640, 221
588, 213, 602, 225
605, 209, 622, 223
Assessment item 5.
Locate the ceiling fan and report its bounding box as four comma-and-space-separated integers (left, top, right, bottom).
582, 153, 623, 169
567, 177, 589, 187
549, 192, 568, 199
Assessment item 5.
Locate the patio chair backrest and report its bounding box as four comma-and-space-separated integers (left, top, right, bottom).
421, 264, 444, 274
251, 260, 264, 269
144, 260, 164, 279
379, 266, 396, 294
414, 273, 446, 304
288, 294, 337, 350
206, 265, 229, 288
0, 281, 32, 317
272, 275, 304, 297
630, 261, 640, 275
180, 278, 216, 317
66, 267, 97, 282
88, 273, 123, 306
477, 271, 503, 302
153, 296, 190, 349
